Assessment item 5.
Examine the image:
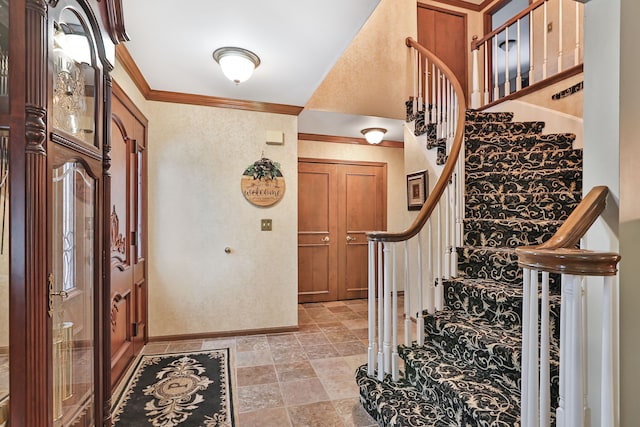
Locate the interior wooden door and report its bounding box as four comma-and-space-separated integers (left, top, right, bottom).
338, 164, 386, 300
298, 159, 387, 302
298, 162, 339, 303
418, 5, 468, 98
109, 83, 148, 388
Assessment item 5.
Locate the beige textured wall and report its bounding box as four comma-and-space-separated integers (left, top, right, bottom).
305, 0, 416, 119
113, 64, 298, 338
515, 72, 583, 117
298, 139, 408, 233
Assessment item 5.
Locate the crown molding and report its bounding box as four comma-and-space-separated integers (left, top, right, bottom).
298, 133, 403, 149
115, 44, 303, 116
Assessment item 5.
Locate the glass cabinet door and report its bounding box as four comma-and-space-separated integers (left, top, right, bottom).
0, 130, 9, 426
51, 160, 96, 427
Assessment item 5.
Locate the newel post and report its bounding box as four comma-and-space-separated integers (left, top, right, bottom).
471, 36, 481, 109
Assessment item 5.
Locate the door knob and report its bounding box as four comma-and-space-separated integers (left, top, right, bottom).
322, 236, 330, 242
346, 236, 356, 242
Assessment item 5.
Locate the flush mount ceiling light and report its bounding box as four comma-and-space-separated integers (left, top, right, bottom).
213, 46, 261, 84
498, 39, 517, 51
361, 127, 387, 145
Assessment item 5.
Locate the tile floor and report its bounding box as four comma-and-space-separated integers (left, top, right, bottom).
137, 298, 381, 427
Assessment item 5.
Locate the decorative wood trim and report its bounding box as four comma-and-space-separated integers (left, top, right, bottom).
50, 132, 103, 161
115, 44, 304, 116
477, 64, 583, 111
148, 325, 300, 343
147, 89, 304, 116
299, 157, 389, 168
367, 38, 466, 243
426, 0, 496, 12
112, 81, 148, 127
516, 248, 621, 276
298, 133, 403, 149
22, 1, 49, 425
115, 44, 151, 98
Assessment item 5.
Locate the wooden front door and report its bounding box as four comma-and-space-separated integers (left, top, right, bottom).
418, 4, 468, 97
298, 159, 387, 303
109, 83, 148, 388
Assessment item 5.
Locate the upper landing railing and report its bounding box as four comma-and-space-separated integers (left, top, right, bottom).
471, 0, 584, 109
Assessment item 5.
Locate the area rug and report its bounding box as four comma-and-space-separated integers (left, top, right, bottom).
112, 349, 236, 427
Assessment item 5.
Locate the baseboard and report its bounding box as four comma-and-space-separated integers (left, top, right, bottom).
148, 325, 299, 342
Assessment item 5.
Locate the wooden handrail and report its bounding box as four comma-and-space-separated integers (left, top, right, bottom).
516, 247, 620, 276
536, 185, 608, 250
516, 186, 618, 275
366, 37, 466, 243
472, 0, 547, 50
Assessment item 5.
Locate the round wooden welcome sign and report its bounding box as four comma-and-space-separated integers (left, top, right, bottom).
241, 157, 286, 207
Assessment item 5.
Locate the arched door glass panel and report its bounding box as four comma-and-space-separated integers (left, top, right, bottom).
51, 160, 95, 426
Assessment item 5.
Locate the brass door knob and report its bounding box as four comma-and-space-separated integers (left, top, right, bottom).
322, 236, 330, 242
346, 236, 356, 242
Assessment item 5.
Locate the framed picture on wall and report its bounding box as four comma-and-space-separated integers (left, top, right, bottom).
407, 170, 428, 210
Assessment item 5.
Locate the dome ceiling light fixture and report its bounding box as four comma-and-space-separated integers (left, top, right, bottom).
361, 127, 387, 145
213, 46, 261, 84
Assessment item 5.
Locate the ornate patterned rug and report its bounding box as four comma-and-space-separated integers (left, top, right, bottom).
112, 349, 236, 427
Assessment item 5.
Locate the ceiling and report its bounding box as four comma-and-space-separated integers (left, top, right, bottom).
120, 0, 479, 143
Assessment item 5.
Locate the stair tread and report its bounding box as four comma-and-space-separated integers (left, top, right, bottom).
356, 365, 462, 427
400, 339, 521, 426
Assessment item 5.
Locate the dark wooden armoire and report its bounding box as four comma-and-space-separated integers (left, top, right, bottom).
0, 0, 127, 425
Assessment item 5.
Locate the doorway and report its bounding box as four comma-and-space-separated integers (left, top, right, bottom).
417, 4, 468, 97
298, 159, 387, 303
109, 82, 148, 388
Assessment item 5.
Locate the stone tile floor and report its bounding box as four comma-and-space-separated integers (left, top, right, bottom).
130, 298, 386, 427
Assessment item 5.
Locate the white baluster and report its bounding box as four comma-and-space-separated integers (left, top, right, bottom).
516, 19, 523, 91
417, 231, 425, 345
483, 42, 489, 105
383, 243, 392, 376
575, 2, 581, 66
391, 243, 399, 381
425, 57, 430, 114
527, 269, 540, 426
471, 47, 481, 108
529, 11, 535, 84
540, 271, 550, 427
521, 268, 531, 426
505, 27, 511, 95
404, 241, 411, 347
558, 0, 564, 73
543, 1, 548, 79
444, 186, 451, 280
432, 63, 437, 126
427, 218, 435, 314
412, 49, 417, 116
377, 242, 384, 381
367, 241, 376, 376
418, 52, 423, 112
494, 36, 500, 101
436, 200, 443, 311
601, 275, 617, 427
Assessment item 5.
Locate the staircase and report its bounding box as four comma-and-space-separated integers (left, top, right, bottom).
356, 110, 583, 426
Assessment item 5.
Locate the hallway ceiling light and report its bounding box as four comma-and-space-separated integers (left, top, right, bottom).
213, 47, 261, 84
361, 127, 387, 144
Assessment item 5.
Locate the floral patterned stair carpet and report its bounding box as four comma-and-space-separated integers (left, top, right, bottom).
356, 110, 582, 426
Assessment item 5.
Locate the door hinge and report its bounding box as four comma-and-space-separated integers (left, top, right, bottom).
132, 322, 139, 337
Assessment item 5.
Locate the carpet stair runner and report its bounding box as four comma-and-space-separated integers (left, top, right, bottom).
356, 109, 583, 426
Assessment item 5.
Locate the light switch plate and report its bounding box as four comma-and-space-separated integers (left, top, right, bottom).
261, 219, 272, 231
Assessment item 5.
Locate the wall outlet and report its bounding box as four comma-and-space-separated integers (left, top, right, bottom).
547, 22, 553, 32
261, 219, 272, 231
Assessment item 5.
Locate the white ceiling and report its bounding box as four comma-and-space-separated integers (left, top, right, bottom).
120, 0, 477, 143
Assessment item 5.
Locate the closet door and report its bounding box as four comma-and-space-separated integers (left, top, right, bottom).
298, 159, 387, 303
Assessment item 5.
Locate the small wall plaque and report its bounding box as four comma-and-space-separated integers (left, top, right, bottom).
241, 157, 286, 207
